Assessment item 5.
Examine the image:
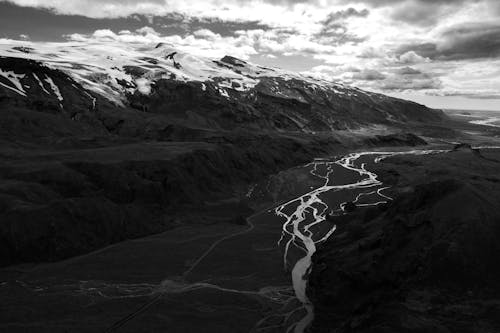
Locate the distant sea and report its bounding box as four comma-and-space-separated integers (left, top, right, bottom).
444, 109, 500, 128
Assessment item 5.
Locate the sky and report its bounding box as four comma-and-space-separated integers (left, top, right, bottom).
0, 0, 499, 111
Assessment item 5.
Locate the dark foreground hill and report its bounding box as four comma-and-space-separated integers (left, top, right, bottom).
309, 146, 500, 332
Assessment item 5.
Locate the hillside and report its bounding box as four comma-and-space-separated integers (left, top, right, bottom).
308, 146, 500, 332
0, 39, 450, 267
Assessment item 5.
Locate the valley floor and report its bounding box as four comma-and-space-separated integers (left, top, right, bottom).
1, 112, 500, 332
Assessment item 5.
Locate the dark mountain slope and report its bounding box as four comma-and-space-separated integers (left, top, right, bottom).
308, 146, 500, 333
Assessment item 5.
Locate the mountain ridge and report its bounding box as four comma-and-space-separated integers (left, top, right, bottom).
0, 40, 445, 134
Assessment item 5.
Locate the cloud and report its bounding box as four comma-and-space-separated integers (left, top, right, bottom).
357, 47, 385, 59
380, 76, 442, 90
429, 89, 500, 100
67, 27, 164, 44
396, 66, 422, 75
315, 7, 369, 45
193, 29, 219, 40
136, 26, 159, 36
64, 25, 338, 61
0, 0, 320, 33
92, 29, 118, 40
379, 66, 442, 90
0, 1, 275, 42
3, 0, 171, 18
304, 63, 442, 92
66, 27, 257, 59
352, 69, 386, 81
339, 0, 477, 8
438, 22, 500, 59
322, 7, 369, 25
351, 67, 442, 91
388, 0, 469, 26
442, 93, 500, 99
338, 0, 500, 29
398, 51, 429, 64
398, 22, 500, 60
233, 28, 337, 56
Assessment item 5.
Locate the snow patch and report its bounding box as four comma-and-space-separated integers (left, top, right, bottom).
0, 81, 25, 96
218, 88, 229, 98
0, 68, 26, 96
44, 75, 63, 102
33, 73, 50, 94
135, 78, 152, 95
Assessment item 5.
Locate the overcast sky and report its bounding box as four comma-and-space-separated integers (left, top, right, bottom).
1, 0, 499, 110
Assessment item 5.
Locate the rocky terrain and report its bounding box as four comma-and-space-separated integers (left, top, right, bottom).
0, 40, 448, 267
308, 145, 500, 332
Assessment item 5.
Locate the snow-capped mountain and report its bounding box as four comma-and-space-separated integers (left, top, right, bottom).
0, 40, 444, 133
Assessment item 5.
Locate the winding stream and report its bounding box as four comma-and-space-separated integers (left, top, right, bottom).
275, 149, 449, 332
4, 148, 463, 333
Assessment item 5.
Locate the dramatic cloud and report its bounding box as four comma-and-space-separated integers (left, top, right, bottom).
388, 0, 468, 26
380, 70, 442, 91
306, 64, 442, 92
66, 27, 258, 59
396, 66, 422, 75
322, 7, 369, 24
438, 22, 500, 60
398, 22, 500, 60
316, 7, 369, 45
352, 69, 386, 81
0, 2, 272, 41
398, 51, 430, 64
1, 0, 499, 109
